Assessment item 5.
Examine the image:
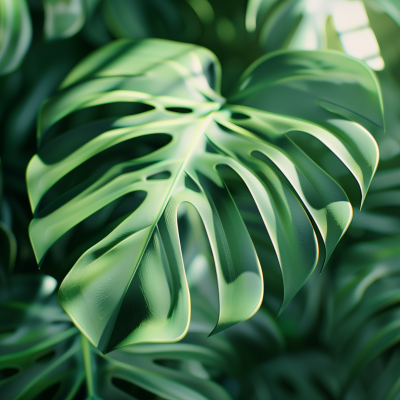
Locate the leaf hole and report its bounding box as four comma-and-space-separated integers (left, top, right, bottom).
165, 107, 192, 114
42, 102, 155, 147
35, 350, 56, 364
231, 112, 250, 120
39, 191, 147, 282
0, 367, 20, 381
147, 171, 171, 180
184, 174, 201, 193
36, 133, 171, 216
216, 163, 283, 313
112, 377, 161, 399
216, 121, 235, 133
205, 141, 219, 154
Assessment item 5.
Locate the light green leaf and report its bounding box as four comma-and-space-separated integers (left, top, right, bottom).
27, 39, 381, 352
43, 0, 100, 40
0, 0, 32, 75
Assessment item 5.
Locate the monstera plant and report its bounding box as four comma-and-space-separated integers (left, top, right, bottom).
26, 38, 382, 353
4, 0, 400, 398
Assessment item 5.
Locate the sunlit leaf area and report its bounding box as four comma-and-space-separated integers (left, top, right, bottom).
1, 0, 400, 399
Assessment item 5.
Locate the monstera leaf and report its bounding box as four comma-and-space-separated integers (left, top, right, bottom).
27, 38, 382, 353
0, 0, 99, 75
329, 236, 400, 398
0, 274, 236, 400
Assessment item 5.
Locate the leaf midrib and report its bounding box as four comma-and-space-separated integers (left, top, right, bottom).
97, 111, 218, 350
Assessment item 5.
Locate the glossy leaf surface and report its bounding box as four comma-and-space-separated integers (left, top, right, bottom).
27, 38, 381, 352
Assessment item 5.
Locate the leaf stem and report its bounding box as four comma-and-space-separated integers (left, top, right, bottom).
81, 334, 94, 397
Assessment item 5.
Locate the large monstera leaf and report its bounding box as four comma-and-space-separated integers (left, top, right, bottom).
27, 39, 382, 353
0, 274, 235, 400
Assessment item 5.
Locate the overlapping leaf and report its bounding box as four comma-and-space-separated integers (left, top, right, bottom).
329, 236, 400, 398
27, 38, 382, 352
0, 274, 235, 400
43, 0, 101, 40
246, 0, 400, 70
0, 0, 32, 75
351, 163, 400, 236
0, 0, 99, 75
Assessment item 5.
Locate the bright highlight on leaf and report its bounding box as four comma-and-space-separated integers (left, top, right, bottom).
27, 38, 382, 353
252, 0, 392, 70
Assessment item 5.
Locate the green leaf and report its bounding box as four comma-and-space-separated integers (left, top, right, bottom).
372, 0, 400, 28
27, 39, 381, 352
350, 162, 400, 236
250, 0, 399, 70
43, 0, 101, 40
330, 236, 400, 394
248, 351, 338, 400
103, 0, 190, 40
0, 274, 234, 400
0, 0, 99, 75
0, 0, 32, 75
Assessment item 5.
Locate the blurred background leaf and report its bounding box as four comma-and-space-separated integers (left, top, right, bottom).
0, 273, 239, 400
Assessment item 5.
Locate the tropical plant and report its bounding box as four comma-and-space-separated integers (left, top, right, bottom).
26, 37, 382, 353
1, 0, 400, 399
0, 274, 235, 399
